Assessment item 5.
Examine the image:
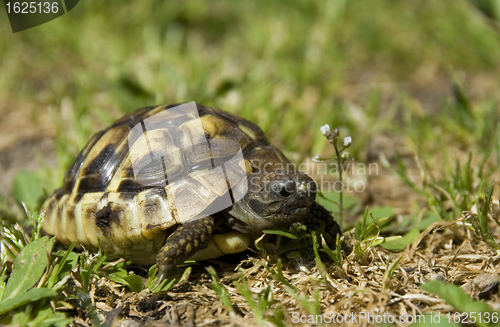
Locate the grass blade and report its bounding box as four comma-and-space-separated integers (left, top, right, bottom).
0, 288, 56, 315
2, 236, 54, 300
475, 186, 500, 251
421, 280, 492, 327
207, 266, 235, 315
497, 122, 500, 185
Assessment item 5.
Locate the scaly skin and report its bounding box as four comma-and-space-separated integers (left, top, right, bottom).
304, 202, 343, 249
155, 216, 215, 284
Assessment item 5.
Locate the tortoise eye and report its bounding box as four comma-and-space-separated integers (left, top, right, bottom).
272, 180, 296, 198
279, 188, 292, 198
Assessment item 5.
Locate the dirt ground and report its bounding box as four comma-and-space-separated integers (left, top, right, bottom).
0, 101, 56, 193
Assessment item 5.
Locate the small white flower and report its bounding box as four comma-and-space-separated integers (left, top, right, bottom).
312, 155, 324, 162
343, 136, 352, 148
320, 124, 330, 136
341, 151, 349, 159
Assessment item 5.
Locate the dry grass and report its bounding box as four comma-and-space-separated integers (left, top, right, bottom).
61, 211, 500, 326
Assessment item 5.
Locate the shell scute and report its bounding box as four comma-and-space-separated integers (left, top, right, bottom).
136, 189, 176, 240
80, 192, 108, 249
74, 124, 131, 193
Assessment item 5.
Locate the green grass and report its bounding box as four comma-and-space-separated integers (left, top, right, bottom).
419, 281, 499, 327
2, 0, 500, 325
2, 1, 500, 164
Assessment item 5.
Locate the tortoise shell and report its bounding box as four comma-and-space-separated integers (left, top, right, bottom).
41, 103, 298, 264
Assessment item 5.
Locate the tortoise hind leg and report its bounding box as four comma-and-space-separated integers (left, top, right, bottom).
155, 216, 214, 285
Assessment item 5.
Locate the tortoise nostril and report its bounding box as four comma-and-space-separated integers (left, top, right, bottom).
273, 180, 296, 198
279, 187, 292, 198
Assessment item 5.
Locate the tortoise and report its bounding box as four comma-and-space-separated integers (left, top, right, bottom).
41, 102, 341, 283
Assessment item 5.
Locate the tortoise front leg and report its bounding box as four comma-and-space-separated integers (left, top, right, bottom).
304, 202, 342, 249
155, 216, 214, 285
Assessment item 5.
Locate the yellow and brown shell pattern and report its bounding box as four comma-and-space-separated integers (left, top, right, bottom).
41, 103, 267, 265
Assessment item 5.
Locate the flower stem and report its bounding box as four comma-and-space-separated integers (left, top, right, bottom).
333, 142, 344, 227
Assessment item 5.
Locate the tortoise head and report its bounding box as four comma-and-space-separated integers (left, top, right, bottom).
225, 145, 317, 233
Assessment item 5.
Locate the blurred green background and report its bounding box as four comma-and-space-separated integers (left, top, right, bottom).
1, 0, 500, 205
3, 2, 500, 323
